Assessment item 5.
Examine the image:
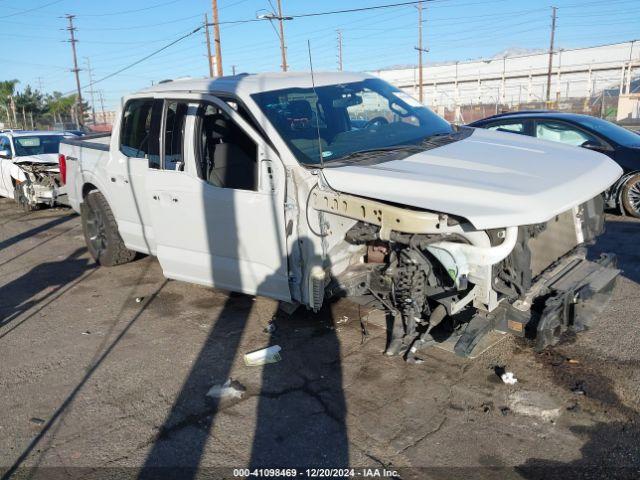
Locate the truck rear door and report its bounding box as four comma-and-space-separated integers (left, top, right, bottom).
144, 95, 291, 301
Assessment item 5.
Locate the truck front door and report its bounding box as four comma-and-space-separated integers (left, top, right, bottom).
145, 96, 291, 301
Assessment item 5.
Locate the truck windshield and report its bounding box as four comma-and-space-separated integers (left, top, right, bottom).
251, 78, 453, 165
13, 135, 65, 156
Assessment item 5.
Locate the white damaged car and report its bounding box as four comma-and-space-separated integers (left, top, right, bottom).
0, 130, 69, 211
59, 72, 623, 360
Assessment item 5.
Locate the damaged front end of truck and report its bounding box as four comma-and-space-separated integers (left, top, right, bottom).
311, 187, 620, 360
10, 160, 62, 211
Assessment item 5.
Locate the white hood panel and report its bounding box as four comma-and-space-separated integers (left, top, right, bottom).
13, 153, 59, 165
321, 128, 623, 230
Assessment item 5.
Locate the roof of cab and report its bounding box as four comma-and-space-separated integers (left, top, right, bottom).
136, 71, 375, 97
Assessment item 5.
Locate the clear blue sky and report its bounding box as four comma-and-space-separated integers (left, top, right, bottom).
5, 0, 639, 110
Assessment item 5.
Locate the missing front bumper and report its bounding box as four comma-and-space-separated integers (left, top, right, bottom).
493, 253, 620, 351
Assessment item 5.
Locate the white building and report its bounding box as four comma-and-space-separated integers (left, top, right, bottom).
373, 40, 638, 115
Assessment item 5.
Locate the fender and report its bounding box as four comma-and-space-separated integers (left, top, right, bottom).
613, 170, 640, 213
8, 162, 27, 183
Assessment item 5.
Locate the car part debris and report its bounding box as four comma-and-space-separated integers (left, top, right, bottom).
206, 379, 246, 400
29, 417, 46, 425
501, 372, 518, 385
135, 297, 144, 303
244, 345, 282, 366
508, 390, 561, 422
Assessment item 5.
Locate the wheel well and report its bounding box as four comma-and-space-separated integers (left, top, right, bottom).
82, 183, 98, 199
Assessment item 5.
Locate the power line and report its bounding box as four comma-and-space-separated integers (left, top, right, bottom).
65, 25, 206, 94
5, 0, 63, 18
75, 0, 180, 17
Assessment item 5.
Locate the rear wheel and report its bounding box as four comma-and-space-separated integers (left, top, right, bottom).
81, 190, 135, 266
621, 174, 640, 219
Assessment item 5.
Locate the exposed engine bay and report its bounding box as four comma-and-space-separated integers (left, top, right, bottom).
317, 189, 619, 361
11, 162, 61, 210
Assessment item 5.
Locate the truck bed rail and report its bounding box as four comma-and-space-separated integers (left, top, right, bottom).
61, 133, 111, 152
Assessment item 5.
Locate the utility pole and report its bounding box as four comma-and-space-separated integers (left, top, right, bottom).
97, 90, 106, 120
204, 13, 214, 78
36, 77, 44, 91
545, 6, 557, 104
65, 14, 84, 127
9, 95, 18, 127
418, 2, 423, 103
276, 0, 288, 71
84, 57, 97, 125
336, 29, 343, 71
211, 0, 223, 76
232, 65, 237, 75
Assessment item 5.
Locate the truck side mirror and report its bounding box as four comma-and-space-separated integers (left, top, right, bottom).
0, 149, 11, 159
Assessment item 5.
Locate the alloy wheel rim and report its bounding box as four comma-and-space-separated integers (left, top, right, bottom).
629, 180, 640, 214
86, 206, 107, 254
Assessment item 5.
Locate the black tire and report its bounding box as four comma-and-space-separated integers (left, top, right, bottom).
621, 174, 640, 219
81, 190, 136, 266
13, 182, 38, 212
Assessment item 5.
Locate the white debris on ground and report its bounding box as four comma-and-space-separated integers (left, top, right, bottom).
501, 371, 518, 385
244, 345, 282, 366
206, 379, 246, 400
508, 390, 562, 422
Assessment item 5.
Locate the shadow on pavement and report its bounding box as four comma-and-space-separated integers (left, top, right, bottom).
2, 279, 169, 478
0, 214, 73, 252
590, 218, 640, 284
0, 247, 90, 329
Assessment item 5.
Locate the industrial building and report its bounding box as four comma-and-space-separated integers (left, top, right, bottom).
374, 40, 639, 123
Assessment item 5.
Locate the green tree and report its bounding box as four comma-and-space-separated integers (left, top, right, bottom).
0, 79, 19, 126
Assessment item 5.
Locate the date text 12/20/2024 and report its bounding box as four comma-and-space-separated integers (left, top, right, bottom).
233, 468, 399, 478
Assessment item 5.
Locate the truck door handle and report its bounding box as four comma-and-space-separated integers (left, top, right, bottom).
152, 195, 159, 200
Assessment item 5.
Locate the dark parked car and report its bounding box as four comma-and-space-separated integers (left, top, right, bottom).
469, 111, 640, 217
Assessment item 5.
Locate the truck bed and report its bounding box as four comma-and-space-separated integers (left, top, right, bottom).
59, 133, 113, 213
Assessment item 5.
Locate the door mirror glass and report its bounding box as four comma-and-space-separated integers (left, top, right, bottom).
0, 149, 11, 159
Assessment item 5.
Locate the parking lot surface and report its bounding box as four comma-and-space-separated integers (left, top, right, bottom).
1, 197, 639, 479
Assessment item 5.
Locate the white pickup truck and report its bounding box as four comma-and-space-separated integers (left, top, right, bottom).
0, 130, 70, 210
59, 72, 623, 359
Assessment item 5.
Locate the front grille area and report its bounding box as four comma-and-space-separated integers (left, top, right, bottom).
528, 209, 580, 277
527, 195, 605, 279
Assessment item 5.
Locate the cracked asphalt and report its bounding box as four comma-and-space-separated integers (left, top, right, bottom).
1, 197, 640, 479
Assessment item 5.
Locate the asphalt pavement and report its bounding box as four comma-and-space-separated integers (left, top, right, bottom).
1, 198, 639, 479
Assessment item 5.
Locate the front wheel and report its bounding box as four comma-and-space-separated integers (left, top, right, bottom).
81, 190, 136, 266
621, 174, 640, 219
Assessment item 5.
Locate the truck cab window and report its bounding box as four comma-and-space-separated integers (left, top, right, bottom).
120, 99, 161, 168
163, 101, 188, 170
195, 103, 258, 191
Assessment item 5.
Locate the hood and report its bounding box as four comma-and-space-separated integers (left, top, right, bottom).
13, 153, 59, 165
321, 128, 622, 230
